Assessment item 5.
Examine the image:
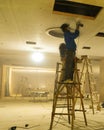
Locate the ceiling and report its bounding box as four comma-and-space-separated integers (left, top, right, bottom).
0, 0, 104, 68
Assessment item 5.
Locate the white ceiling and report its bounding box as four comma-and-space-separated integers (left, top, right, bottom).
0, 0, 104, 68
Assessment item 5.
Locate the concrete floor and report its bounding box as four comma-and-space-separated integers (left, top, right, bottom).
0, 98, 104, 130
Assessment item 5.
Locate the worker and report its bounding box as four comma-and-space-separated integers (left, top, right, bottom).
60, 21, 82, 82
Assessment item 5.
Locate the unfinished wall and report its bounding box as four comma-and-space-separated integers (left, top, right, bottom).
99, 59, 104, 101
9, 68, 55, 99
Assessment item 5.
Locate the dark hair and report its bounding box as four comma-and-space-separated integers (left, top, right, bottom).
60, 23, 69, 32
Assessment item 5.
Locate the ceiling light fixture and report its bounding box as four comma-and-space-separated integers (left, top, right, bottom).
31, 52, 44, 63
46, 27, 64, 38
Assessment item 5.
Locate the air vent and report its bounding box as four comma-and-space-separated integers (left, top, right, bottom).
82, 46, 91, 49
53, 0, 102, 19
26, 41, 36, 45
96, 32, 104, 37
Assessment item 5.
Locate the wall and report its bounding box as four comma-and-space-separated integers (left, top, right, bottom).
99, 59, 104, 101
0, 58, 103, 102
0, 65, 2, 98
10, 67, 55, 98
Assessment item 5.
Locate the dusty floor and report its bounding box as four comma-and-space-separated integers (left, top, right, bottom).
0, 97, 104, 130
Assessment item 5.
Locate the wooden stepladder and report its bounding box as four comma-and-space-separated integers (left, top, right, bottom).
79, 55, 101, 114
49, 61, 87, 130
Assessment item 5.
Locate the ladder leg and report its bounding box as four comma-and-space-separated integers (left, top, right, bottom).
49, 92, 57, 130
74, 63, 88, 126
66, 84, 76, 130
71, 86, 75, 130
66, 86, 71, 124
49, 84, 63, 130
79, 86, 87, 126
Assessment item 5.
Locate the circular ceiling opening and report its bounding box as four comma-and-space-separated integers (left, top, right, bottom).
46, 27, 64, 38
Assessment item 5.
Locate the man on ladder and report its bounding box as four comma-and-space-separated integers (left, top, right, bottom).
60, 21, 83, 83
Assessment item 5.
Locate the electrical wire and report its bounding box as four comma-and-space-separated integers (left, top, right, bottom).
9, 124, 40, 130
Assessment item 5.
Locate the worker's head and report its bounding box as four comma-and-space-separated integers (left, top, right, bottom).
60, 23, 69, 32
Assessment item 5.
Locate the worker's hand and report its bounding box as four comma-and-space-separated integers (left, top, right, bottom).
76, 21, 83, 30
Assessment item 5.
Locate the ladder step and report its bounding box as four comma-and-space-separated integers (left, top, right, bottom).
92, 91, 98, 94
55, 106, 86, 112
57, 96, 73, 98
57, 62, 62, 65
54, 109, 86, 114
57, 82, 74, 84
56, 105, 72, 108
57, 82, 82, 85
56, 70, 62, 73
93, 100, 99, 102
91, 82, 96, 84
54, 113, 73, 115
57, 96, 84, 99
74, 109, 86, 112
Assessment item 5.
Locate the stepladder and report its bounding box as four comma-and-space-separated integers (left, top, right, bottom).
49, 61, 87, 130
79, 55, 101, 114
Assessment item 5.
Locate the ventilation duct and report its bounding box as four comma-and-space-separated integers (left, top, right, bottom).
26, 41, 36, 45
82, 46, 91, 49
53, 0, 102, 19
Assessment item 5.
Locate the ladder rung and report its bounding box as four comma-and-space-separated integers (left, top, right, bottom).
91, 83, 96, 85
57, 96, 73, 98
57, 62, 62, 65
57, 96, 84, 98
54, 113, 73, 115
54, 106, 86, 112
74, 109, 86, 112
57, 82, 74, 84
92, 92, 98, 94
75, 96, 84, 98
74, 69, 80, 71
57, 82, 82, 85
56, 105, 72, 108
56, 70, 62, 72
